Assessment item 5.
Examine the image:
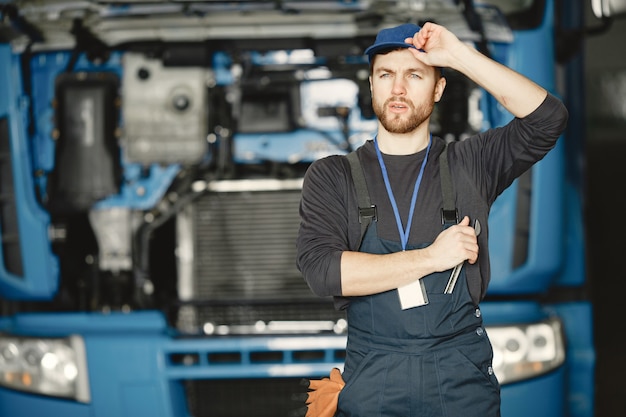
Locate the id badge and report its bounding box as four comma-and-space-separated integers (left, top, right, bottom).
397, 279, 429, 310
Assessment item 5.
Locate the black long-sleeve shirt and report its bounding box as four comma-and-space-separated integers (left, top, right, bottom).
296, 93, 568, 308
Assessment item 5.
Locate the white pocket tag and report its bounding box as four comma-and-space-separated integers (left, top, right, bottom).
397, 279, 429, 310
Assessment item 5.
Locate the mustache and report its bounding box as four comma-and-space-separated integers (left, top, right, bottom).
384, 96, 414, 108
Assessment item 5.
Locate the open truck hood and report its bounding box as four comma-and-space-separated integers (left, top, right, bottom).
3, 0, 513, 53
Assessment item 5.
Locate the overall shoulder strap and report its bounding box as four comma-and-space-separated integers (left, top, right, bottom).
346, 151, 376, 247
439, 143, 458, 226
347, 142, 457, 246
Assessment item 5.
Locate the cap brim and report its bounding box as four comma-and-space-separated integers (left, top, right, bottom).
364, 42, 416, 57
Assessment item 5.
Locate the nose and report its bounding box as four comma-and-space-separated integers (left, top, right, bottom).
391, 77, 406, 96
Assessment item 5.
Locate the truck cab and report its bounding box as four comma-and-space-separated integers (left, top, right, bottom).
0, 1, 598, 416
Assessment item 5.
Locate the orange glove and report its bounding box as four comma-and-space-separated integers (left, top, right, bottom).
305, 368, 345, 417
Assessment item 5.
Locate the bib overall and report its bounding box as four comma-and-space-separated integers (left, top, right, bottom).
336, 222, 501, 417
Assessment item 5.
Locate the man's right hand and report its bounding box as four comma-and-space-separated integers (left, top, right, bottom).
423, 215, 479, 272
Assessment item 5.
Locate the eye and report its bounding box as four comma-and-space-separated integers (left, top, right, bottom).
409, 73, 422, 79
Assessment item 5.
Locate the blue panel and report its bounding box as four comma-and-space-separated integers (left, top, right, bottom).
6, 310, 167, 335
555, 185, 586, 286
87, 333, 182, 417
500, 369, 566, 416
488, 140, 565, 294
480, 301, 547, 325
0, 388, 91, 417
550, 302, 595, 417
506, 0, 556, 91
0, 45, 59, 300
486, 3, 567, 295
234, 130, 351, 163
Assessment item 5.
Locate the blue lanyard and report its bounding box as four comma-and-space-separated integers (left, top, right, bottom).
374, 134, 432, 251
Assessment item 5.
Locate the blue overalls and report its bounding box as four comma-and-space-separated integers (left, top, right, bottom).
336, 219, 501, 417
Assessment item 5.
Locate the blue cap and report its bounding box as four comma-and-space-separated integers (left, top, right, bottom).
364, 23, 421, 59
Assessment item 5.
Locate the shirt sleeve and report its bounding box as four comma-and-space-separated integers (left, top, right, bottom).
453, 92, 569, 204
296, 155, 353, 298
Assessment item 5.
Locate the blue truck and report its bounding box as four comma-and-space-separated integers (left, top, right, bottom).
0, 0, 615, 415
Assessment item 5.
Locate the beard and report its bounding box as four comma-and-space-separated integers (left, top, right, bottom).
373, 96, 434, 134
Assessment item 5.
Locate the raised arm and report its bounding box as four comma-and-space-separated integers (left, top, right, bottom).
406, 22, 547, 118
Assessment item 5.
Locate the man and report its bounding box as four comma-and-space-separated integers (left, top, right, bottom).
296, 22, 568, 416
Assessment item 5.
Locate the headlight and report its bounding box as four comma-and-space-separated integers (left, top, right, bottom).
486, 317, 565, 385
0, 334, 90, 402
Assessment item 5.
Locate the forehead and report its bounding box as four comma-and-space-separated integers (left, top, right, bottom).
371, 48, 434, 74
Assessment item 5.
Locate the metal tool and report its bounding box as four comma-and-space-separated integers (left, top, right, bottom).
444, 219, 481, 294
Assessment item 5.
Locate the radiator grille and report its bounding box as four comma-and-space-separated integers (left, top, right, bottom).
194, 189, 307, 300
180, 185, 344, 332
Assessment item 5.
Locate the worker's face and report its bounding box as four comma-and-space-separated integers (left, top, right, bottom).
370, 49, 446, 134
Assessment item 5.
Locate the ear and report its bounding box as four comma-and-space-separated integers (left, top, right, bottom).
434, 75, 446, 102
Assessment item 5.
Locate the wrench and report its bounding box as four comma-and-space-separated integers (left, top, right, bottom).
443, 219, 481, 294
